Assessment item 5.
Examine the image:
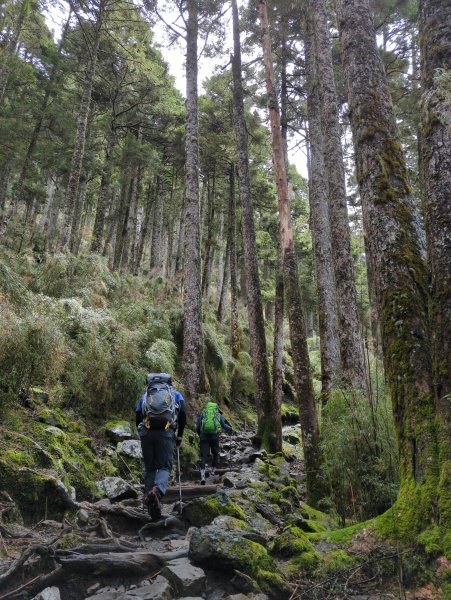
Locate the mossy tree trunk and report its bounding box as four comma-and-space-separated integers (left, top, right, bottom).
419, 0, 451, 524
310, 0, 366, 391
232, 0, 275, 448
334, 0, 442, 534
183, 0, 206, 407
305, 14, 341, 399
217, 235, 230, 324
259, 0, 321, 494
91, 128, 116, 253
228, 164, 240, 360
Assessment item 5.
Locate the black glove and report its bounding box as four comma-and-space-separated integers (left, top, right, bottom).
175, 436, 182, 448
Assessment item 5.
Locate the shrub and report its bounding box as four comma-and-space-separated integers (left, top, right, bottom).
320, 381, 399, 523
0, 308, 65, 410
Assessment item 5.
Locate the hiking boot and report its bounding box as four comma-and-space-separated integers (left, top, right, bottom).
200, 469, 206, 485
145, 486, 162, 520
210, 468, 216, 477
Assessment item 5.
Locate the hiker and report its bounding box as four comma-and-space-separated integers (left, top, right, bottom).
135, 373, 186, 520
196, 398, 232, 485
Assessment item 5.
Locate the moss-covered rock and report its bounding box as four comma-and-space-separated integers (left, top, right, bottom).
271, 526, 317, 558
183, 493, 246, 527
190, 525, 271, 574
104, 419, 133, 442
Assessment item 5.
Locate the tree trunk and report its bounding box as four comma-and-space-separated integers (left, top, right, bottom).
232, 0, 273, 445
59, 20, 101, 251
135, 178, 157, 275
216, 210, 225, 301
272, 249, 284, 451
217, 238, 230, 324
39, 177, 57, 233
201, 172, 215, 297
259, 0, 321, 498
334, 0, 439, 533
121, 163, 141, 274
150, 177, 163, 276
175, 190, 185, 277
228, 165, 240, 359
71, 174, 89, 256
112, 180, 130, 271
91, 130, 115, 253
419, 0, 451, 524
311, 0, 366, 390
103, 190, 118, 259
0, 162, 11, 213
305, 15, 341, 398
133, 206, 144, 273
183, 0, 206, 405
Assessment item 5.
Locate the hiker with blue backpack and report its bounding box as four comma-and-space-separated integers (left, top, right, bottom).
135, 373, 186, 520
196, 398, 232, 485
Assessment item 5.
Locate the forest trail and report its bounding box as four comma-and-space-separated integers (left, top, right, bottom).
0, 430, 295, 600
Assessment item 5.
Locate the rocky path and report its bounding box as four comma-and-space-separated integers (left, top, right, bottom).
0, 428, 305, 600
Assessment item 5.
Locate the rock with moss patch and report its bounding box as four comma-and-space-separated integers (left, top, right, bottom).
104, 420, 133, 443
183, 493, 245, 527
189, 525, 273, 576
117, 440, 142, 459
96, 477, 138, 501
272, 526, 319, 563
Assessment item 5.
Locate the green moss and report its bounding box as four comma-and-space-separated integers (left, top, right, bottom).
417, 526, 449, 557
257, 569, 290, 599
228, 539, 273, 576
324, 519, 374, 545
4, 449, 33, 466
184, 493, 246, 527
258, 461, 282, 481
272, 526, 316, 558
287, 550, 321, 575
281, 403, 298, 424
319, 550, 359, 575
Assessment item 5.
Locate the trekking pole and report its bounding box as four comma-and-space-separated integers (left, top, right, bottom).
176, 447, 183, 514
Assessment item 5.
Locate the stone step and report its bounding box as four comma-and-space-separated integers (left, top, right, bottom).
162, 485, 217, 502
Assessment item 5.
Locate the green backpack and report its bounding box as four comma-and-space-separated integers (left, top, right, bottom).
201, 402, 220, 434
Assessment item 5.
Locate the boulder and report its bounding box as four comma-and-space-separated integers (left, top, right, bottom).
183, 493, 245, 527
96, 477, 138, 501
84, 593, 122, 600
32, 588, 61, 600
283, 431, 300, 445
161, 558, 206, 596
104, 420, 133, 443
224, 595, 268, 600
117, 439, 142, 459
126, 575, 173, 600
189, 525, 272, 577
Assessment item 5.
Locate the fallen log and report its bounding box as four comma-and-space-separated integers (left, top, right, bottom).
163, 485, 217, 501
55, 543, 140, 556
57, 548, 188, 576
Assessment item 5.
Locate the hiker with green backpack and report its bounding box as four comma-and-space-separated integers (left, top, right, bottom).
196, 398, 232, 485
